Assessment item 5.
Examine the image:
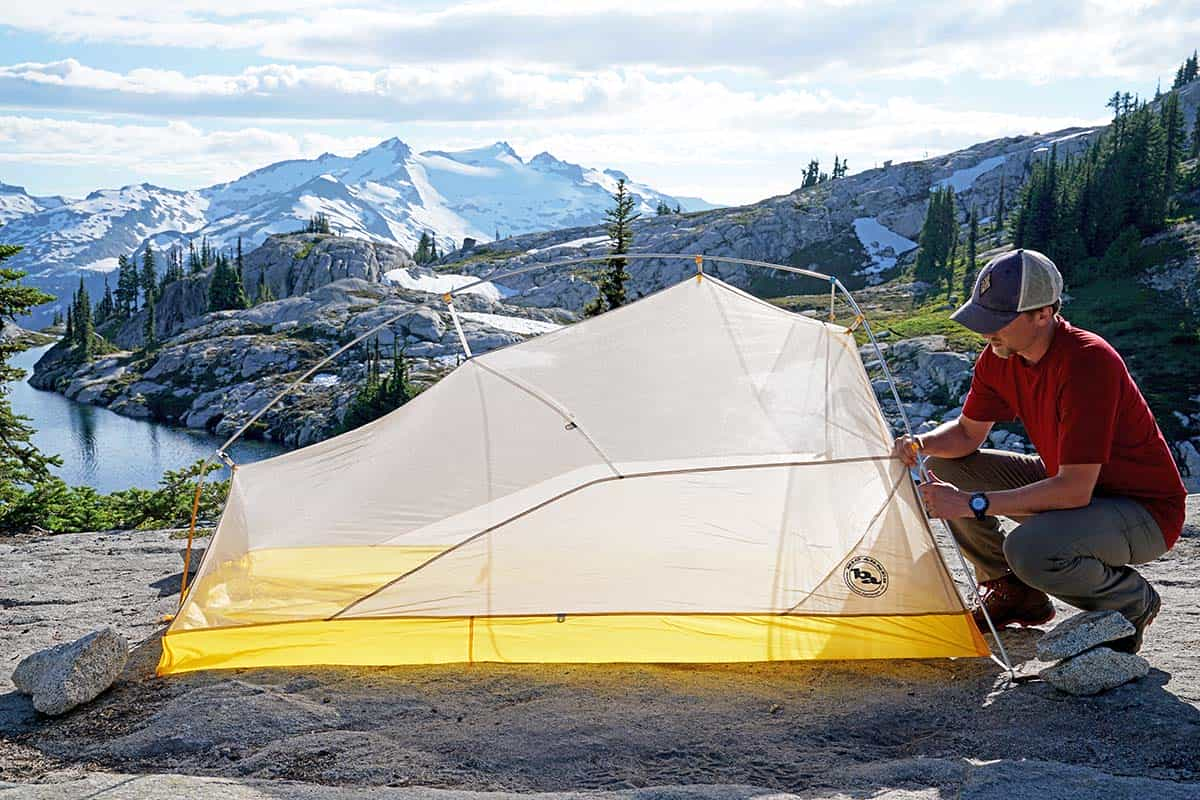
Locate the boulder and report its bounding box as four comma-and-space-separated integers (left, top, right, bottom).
12, 628, 128, 715
1039, 647, 1150, 696
1036, 610, 1136, 662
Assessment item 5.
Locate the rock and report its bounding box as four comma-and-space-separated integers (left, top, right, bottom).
1178, 440, 1200, 493
1036, 610, 1136, 661
180, 547, 207, 574
1039, 646, 1150, 696
11, 628, 128, 715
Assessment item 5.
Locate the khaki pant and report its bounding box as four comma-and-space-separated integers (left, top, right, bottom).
926, 449, 1166, 623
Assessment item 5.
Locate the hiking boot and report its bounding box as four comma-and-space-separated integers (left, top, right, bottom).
1110, 586, 1161, 654
971, 573, 1055, 631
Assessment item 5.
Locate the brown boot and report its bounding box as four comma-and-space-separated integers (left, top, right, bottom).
971, 574, 1055, 631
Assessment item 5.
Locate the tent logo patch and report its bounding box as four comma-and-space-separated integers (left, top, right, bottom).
844, 556, 888, 598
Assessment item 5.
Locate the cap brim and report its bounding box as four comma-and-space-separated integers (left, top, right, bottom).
950, 300, 1019, 335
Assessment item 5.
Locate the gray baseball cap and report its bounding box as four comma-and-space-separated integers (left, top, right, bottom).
951, 248, 1063, 334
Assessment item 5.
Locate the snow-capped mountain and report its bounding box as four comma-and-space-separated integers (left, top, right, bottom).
1, 138, 710, 323
0, 183, 70, 226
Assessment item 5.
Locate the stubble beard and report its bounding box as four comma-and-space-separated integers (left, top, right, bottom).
990, 342, 1013, 359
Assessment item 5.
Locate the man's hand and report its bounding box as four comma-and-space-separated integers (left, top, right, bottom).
918, 471, 972, 519
893, 434, 923, 467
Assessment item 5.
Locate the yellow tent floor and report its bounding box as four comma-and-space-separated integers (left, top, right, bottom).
158, 611, 989, 675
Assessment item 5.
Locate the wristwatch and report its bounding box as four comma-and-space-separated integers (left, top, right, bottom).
969, 492, 990, 520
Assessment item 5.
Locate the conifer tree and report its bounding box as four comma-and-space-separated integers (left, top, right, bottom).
143, 294, 156, 349
585, 178, 638, 316
64, 303, 74, 342
71, 278, 93, 359
116, 254, 138, 317
414, 232, 431, 264
963, 207, 979, 301
255, 272, 275, 304
1191, 107, 1200, 160
140, 246, 157, 307
914, 186, 958, 294
1162, 90, 1186, 201
0, 243, 60, 511
207, 253, 249, 311
188, 241, 201, 275
235, 237, 245, 283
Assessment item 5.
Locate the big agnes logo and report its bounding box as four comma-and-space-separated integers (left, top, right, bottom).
843, 555, 889, 598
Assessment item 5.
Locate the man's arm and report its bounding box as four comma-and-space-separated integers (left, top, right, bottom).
970, 463, 1101, 514
893, 414, 993, 467
921, 463, 1102, 518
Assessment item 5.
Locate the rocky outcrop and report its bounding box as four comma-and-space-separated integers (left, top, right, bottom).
241, 233, 415, 301
439, 127, 1100, 310
32, 262, 572, 447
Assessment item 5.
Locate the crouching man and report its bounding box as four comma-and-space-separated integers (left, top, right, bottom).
894, 249, 1186, 652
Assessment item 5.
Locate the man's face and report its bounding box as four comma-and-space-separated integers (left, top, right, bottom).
986, 309, 1048, 358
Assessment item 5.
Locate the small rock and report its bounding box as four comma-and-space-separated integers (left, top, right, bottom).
12, 628, 129, 715
180, 547, 207, 574
1039, 647, 1149, 696
1036, 610, 1135, 661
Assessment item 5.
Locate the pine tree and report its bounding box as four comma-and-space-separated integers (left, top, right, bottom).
71, 278, 93, 359
1191, 107, 1200, 160
0, 243, 60, 517
96, 277, 114, 325
235, 237, 244, 284
64, 303, 74, 342
115, 254, 138, 317
914, 187, 958, 294
188, 241, 201, 275
585, 178, 638, 316
255, 272, 275, 304
143, 294, 156, 349
963, 207, 979, 301
1160, 90, 1186, 210
414, 232, 430, 264
306, 213, 331, 234
140, 246, 158, 308
801, 159, 820, 188
207, 253, 249, 311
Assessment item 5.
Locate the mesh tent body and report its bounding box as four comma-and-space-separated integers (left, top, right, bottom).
158, 274, 988, 675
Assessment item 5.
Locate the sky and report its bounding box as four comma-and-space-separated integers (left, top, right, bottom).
0, 1, 1197, 206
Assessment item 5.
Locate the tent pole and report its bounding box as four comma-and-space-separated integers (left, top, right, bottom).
833, 280, 1015, 680
444, 293, 474, 358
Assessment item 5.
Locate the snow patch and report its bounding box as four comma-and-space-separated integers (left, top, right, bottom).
384, 268, 515, 302
311, 374, 340, 387
526, 235, 610, 255
458, 312, 562, 335
852, 218, 917, 285
933, 155, 1006, 193
81, 257, 120, 273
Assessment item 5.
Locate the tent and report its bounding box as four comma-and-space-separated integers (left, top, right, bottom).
158, 270, 989, 675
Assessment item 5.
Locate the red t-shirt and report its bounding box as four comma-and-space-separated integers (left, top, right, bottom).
962, 319, 1187, 548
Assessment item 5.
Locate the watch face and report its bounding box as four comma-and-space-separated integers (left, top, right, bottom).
970, 495, 987, 512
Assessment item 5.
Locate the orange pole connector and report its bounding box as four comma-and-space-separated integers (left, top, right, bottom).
695, 255, 704, 283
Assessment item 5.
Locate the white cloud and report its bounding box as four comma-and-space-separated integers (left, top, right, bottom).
0, 115, 379, 188
2, 1, 1197, 84
0, 59, 881, 126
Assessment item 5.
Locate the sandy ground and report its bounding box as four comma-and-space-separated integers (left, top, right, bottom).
2, 499, 1199, 799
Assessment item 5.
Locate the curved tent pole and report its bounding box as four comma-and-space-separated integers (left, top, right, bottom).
174, 252, 1016, 676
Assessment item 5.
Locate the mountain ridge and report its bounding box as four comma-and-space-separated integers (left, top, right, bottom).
0, 138, 713, 325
